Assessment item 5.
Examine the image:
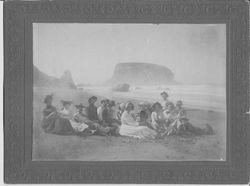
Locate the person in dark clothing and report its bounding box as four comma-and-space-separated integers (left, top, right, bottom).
41, 94, 57, 133
41, 95, 73, 135
86, 96, 99, 121
102, 100, 120, 136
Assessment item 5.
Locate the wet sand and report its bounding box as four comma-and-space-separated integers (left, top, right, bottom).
32, 87, 226, 161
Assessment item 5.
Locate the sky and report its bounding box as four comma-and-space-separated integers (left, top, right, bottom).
33, 23, 226, 85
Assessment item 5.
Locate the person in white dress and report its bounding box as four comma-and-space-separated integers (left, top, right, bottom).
120, 102, 157, 139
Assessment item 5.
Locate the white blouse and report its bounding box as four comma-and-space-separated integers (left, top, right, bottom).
121, 111, 139, 126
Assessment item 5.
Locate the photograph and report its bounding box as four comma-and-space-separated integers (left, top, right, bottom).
32, 23, 226, 161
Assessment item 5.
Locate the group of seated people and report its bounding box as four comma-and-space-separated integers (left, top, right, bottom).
41, 91, 213, 139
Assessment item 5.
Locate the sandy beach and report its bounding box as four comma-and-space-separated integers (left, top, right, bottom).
33, 87, 226, 161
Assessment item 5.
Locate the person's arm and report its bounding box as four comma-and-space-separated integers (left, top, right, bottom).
74, 114, 81, 122
116, 111, 121, 120
151, 112, 159, 129
97, 107, 103, 121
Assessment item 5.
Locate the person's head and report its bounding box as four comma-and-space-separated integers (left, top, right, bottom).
139, 110, 148, 120
151, 102, 162, 112
167, 102, 175, 111
176, 100, 183, 108
88, 96, 97, 105
119, 103, 126, 111
44, 94, 53, 105
100, 99, 107, 107
75, 103, 85, 113
160, 91, 169, 100
125, 102, 134, 112
108, 100, 116, 108
61, 100, 72, 110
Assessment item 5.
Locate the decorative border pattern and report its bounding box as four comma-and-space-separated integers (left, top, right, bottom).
4, 0, 249, 183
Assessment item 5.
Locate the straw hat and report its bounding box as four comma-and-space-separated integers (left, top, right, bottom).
75, 103, 86, 109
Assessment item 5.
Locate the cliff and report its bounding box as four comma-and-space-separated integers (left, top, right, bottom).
33, 66, 76, 89
106, 62, 176, 86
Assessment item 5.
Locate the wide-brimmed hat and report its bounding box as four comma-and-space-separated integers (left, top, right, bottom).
44, 94, 53, 104
61, 100, 73, 106
160, 91, 169, 97
75, 103, 86, 109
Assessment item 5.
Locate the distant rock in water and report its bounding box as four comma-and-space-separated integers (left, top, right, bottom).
112, 83, 130, 92
106, 62, 176, 86
33, 66, 76, 89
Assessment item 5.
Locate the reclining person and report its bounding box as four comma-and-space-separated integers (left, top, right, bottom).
73, 103, 98, 136
165, 100, 214, 136
78, 101, 112, 136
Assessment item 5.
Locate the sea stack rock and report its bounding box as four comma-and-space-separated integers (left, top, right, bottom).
33, 66, 76, 89
107, 62, 176, 86
60, 70, 77, 89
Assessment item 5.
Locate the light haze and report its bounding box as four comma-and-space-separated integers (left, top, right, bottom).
33, 23, 226, 85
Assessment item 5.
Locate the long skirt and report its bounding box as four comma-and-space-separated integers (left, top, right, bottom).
70, 120, 89, 132
41, 113, 58, 133
51, 117, 74, 135
119, 124, 157, 139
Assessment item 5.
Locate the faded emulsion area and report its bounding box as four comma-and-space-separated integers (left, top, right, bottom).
32, 23, 227, 161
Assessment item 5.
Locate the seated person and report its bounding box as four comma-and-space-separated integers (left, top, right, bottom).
51, 100, 74, 135
102, 100, 120, 135
160, 91, 173, 110
165, 100, 214, 136
120, 102, 157, 139
97, 99, 107, 121
163, 102, 176, 125
150, 102, 167, 132
86, 96, 99, 122
41, 94, 58, 133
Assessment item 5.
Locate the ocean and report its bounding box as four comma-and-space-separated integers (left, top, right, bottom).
83, 84, 226, 112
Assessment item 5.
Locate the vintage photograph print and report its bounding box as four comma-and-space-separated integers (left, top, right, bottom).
33, 23, 226, 161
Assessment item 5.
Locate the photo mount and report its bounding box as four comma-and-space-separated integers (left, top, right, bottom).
4, 0, 249, 183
